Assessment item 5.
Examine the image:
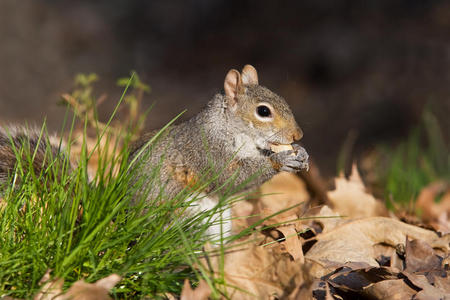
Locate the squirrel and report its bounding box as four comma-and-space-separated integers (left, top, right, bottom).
129, 65, 309, 236
0, 65, 309, 237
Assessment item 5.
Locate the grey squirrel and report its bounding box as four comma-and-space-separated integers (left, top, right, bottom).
129, 65, 309, 236
0, 65, 309, 236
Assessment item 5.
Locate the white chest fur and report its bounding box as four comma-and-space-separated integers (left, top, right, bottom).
232, 132, 260, 159
189, 193, 232, 238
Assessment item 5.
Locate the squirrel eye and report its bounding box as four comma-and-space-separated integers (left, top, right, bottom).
256, 105, 272, 118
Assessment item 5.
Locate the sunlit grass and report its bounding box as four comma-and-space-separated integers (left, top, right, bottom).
0, 76, 238, 299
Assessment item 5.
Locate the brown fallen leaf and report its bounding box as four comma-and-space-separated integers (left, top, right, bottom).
416, 182, 450, 220
404, 238, 442, 273
232, 172, 310, 251
390, 247, 405, 271
305, 217, 449, 278
373, 243, 396, 267
327, 164, 387, 218
434, 276, 450, 294
327, 264, 398, 291
258, 171, 310, 223
300, 205, 344, 234
180, 279, 211, 300
293, 279, 328, 300
277, 219, 305, 262
416, 182, 450, 234
304, 256, 450, 300
362, 279, 417, 300
435, 211, 450, 235
63, 274, 122, 300
34, 271, 121, 300
321, 265, 406, 299
250, 172, 309, 263
34, 270, 64, 300
164, 293, 177, 300
400, 272, 450, 300
231, 198, 255, 231
201, 235, 304, 299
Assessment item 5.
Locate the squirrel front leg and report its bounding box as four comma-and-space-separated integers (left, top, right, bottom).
270, 145, 309, 173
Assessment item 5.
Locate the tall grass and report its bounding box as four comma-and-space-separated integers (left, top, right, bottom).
376, 111, 449, 209
0, 76, 238, 298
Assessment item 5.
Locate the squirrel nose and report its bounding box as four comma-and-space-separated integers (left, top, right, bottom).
293, 128, 303, 141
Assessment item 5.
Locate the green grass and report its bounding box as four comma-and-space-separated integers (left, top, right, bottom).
0, 79, 242, 298
375, 111, 449, 210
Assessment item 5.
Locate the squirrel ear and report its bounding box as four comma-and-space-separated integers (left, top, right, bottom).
224, 69, 241, 105
241, 64, 258, 85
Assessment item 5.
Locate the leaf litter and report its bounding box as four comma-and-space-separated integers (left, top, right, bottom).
32, 270, 121, 300
199, 166, 450, 299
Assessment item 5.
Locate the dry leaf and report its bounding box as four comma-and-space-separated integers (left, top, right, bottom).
400, 272, 450, 300
416, 182, 450, 220
233, 172, 310, 264
202, 235, 304, 299
256, 173, 310, 262
180, 279, 211, 300
93, 274, 122, 291
434, 276, 450, 294
362, 279, 417, 299
232, 199, 255, 231
305, 217, 449, 278
164, 293, 177, 300
301, 205, 344, 233
416, 182, 450, 234
34, 270, 64, 300
232, 172, 310, 234
258, 172, 310, 224
293, 279, 325, 300
63, 274, 122, 300
277, 220, 305, 262
373, 243, 396, 266
305, 256, 450, 300
435, 212, 450, 235
34, 272, 121, 300
327, 164, 387, 218
404, 238, 442, 273
326, 265, 398, 293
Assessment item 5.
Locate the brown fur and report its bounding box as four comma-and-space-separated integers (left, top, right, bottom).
0, 126, 63, 186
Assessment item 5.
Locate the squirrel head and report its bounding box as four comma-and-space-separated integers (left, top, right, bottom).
223, 65, 303, 151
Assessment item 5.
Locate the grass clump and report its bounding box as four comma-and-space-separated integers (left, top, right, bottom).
0, 74, 232, 298
374, 111, 449, 209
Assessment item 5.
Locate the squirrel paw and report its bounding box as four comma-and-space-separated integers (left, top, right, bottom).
270, 145, 309, 172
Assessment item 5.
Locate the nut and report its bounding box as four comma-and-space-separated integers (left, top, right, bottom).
270, 144, 295, 156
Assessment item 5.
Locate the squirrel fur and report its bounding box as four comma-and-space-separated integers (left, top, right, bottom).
0, 126, 63, 186
130, 65, 309, 236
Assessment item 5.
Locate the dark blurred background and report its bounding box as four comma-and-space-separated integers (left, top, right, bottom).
1, 0, 449, 175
